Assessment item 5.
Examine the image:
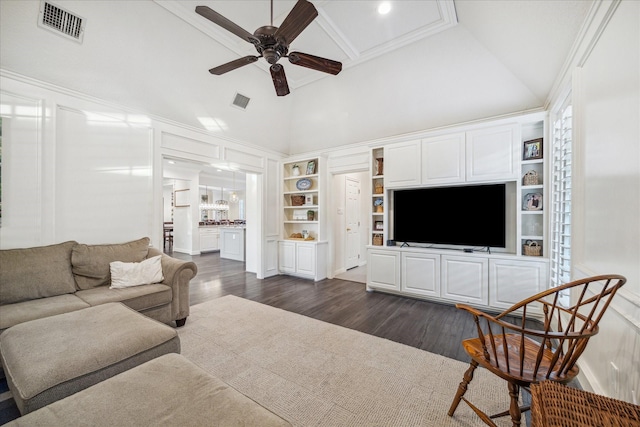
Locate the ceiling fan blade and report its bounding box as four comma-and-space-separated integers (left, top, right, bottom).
274, 0, 318, 45
270, 64, 290, 96
195, 6, 259, 45
288, 52, 342, 75
209, 56, 259, 75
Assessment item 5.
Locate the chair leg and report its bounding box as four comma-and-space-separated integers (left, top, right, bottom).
448, 359, 479, 416
507, 382, 521, 427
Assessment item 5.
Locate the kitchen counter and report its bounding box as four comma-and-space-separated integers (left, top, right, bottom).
219, 227, 246, 261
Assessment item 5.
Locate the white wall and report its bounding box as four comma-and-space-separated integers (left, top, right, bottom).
563, 0, 639, 403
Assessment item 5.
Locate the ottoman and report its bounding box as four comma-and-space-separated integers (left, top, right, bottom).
5, 353, 292, 427
0, 302, 180, 415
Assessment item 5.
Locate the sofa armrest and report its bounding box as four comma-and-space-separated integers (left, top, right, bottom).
147, 248, 197, 324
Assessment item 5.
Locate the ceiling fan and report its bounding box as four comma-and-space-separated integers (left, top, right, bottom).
196, 0, 342, 96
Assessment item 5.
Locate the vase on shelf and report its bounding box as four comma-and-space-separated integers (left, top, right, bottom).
376, 158, 384, 176
292, 165, 300, 176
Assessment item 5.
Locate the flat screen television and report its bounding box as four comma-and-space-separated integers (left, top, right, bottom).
393, 184, 506, 248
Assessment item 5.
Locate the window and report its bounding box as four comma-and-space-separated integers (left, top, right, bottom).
549, 96, 572, 303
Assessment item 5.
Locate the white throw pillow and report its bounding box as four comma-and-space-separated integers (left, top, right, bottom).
109, 255, 164, 289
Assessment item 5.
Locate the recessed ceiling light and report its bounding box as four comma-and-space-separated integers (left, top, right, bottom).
168, 160, 176, 164
378, 1, 391, 15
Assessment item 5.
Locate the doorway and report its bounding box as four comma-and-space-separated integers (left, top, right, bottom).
331, 171, 369, 283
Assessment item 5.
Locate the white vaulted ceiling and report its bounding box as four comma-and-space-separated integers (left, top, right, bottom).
0, 0, 592, 155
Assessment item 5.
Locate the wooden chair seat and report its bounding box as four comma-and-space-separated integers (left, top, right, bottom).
462, 334, 578, 386
448, 274, 626, 427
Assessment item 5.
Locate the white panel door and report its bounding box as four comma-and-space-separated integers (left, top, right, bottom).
441, 255, 488, 305
345, 177, 361, 269
466, 124, 520, 182
489, 259, 548, 312
421, 133, 466, 185
296, 242, 316, 276
384, 140, 421, 188
278, 241, 296, 273
367, 249, 400, 291
401, 252, 440, 297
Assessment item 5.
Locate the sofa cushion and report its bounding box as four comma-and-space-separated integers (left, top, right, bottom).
75, 283, 172, 312
0, 294, 90, 332
71, 237, 150, 290
109, 255, 164, 289
0, 241, 78, 305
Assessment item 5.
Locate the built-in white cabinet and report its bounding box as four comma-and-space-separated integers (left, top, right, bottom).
384, 140, 421, 188
401, 251, 440, 297
366, 249, 400, 291
367, 246, 549, 313
466, 124, 520, 182
421, 133, 466, 185
199, 227, 220, 253
441, 255, 489, 306
278, 241, 327, 281
489, 258, 548, 312
384, 124, 520, 189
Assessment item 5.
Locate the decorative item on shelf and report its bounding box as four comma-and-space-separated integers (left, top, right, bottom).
304, 194, 313, 205
374, 182, 384, 194
302, 230, 309, 239
523, 138, 543, 160
373, 234, 383, 246
376, 158, 384, 176
293, 209, 307, 220
306, 160, 316, 175
374, 221, 383, 231
296, 178, 312, 190
523, 192, 543, 211
523, 170, 539, 186
291, 164, 300, 176
289, 232, 314, 241
374, 198, 383, 213
523, 240, 542, 256
307, 210, 315, 221
291, 195, 305, 206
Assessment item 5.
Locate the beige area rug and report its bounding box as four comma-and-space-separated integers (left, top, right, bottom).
178, 295, 514, 426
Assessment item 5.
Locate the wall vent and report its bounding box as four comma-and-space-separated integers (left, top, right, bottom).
231, 93, 250, 110
38, 1, 85, 43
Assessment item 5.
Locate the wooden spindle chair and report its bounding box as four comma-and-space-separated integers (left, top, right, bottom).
447, 274, 627, 427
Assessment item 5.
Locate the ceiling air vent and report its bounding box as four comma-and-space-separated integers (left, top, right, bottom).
231, 93, 250, 110
38, 1, 85, 43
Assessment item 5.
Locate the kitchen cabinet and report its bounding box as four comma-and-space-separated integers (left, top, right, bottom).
199, 227, 219, 253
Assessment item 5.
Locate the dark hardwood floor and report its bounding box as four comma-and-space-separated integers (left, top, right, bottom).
172, 250, 484, 363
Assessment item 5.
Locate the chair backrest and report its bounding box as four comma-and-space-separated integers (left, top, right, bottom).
472, 274, 626, 382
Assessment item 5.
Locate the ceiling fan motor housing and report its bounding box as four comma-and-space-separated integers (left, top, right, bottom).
254, 26, 288, 64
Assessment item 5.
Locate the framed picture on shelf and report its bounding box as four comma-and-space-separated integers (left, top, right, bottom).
522, 192, 543, 211
306, 160, 316, 175
523, 138, 543, 160
374, 221, 384, 231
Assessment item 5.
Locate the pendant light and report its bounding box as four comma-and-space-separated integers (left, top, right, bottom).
230, 172, 239, 203
213, 185, 229, 211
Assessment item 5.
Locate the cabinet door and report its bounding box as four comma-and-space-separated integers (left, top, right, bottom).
489, 259, 548, 312
200, 231, 217, 252
401, 252, 440, 297
421, 133, 466, 185
367, 249, 400, 291
466, 124, 519, 182
384, 140, 421, 188
296, 243, 316, 276
278, 241, 296, 273
441, 255, 488, 305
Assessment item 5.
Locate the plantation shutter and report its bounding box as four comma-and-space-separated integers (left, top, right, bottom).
549, 97, 572, 296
